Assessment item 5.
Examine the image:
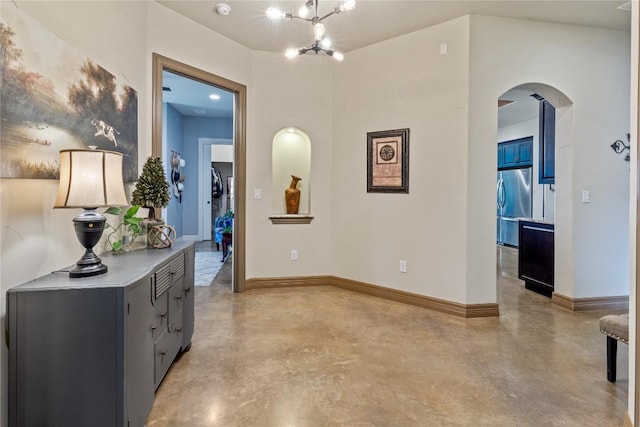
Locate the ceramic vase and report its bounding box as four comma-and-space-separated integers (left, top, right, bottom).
285, 175, 302, 214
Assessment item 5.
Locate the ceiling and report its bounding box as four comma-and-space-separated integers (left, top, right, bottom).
498, 89, 539, 129
158, 0, 631, 54
162, 70, 234, 118
159, 0, 630, 125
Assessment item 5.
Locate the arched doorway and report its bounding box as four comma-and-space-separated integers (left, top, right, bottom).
496, 83, 572, 300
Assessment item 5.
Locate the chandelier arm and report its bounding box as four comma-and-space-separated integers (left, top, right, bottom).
290, 15, 314, 22
318, 10, 338, 21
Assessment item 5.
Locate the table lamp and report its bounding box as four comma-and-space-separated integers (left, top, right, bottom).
54, 149, 129, 278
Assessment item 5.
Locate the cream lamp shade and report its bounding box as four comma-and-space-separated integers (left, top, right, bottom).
54, 149, 128, 208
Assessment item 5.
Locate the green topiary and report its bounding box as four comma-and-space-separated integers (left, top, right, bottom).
131, 156, 170, 220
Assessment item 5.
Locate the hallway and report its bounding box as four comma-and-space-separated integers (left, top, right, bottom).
147, 246, 628, 426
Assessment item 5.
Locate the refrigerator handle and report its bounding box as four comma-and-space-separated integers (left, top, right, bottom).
497, 179, 505, 211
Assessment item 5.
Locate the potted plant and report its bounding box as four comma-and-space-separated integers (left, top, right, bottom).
131, 156, 171, 246
104, 205, 144, 253
131, 156, 171, 221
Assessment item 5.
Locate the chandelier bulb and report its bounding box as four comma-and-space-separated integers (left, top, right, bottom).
285, 48, 300, 59
313, 22, 325, 40
338, 0, 356, 12
267, 7, 286, 20
333, 51, 344, 62
298, 5, 309, 18
321, 37, 332, 49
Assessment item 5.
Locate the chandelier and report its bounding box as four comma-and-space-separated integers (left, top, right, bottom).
266, 0, 356, 61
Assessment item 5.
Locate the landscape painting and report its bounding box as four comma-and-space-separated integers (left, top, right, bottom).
0, 7, 138, 181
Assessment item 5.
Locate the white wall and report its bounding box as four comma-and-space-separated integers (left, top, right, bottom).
211, 144, 234, 163
468, 15, 631, 300
332, 16, 472, 303
247, 51, 334, 278
0, 1, 149, 425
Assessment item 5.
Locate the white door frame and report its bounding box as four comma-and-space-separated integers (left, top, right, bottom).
198, 138, 232, 240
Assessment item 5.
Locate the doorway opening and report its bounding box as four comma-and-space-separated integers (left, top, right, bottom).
152, 53, 246, 292
495, 82, 571, 303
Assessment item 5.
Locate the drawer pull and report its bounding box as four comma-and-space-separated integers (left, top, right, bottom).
175, 327, 183, 332
175, 296, 182, 301
160, 313, 167, 319
185, 287, 192, 293
160, 350, 167, 357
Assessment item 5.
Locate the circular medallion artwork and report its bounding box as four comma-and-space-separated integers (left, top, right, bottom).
379, 144, 395, 161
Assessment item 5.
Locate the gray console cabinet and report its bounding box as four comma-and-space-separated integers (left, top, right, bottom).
6, 240, 195, 427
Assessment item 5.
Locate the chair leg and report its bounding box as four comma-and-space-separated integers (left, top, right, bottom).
607, 336, 617, 383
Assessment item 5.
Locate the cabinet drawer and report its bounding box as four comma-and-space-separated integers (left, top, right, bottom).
154, 253, 185, 299
154, 316, 183, 387
170, 310, 184, 336
153, 292, 168, 342
168, 278, 184, 322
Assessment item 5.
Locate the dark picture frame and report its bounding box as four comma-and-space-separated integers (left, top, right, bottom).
367, 128, 409, 193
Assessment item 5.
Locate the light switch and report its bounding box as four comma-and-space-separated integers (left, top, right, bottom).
582, 190, 590, 203
440, 43, 448, 55
254, 188, 262, 199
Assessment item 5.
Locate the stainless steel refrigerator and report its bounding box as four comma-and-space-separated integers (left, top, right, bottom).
497, 167, 532, 247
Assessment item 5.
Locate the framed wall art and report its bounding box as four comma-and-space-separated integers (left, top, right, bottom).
367, 128, 409, 193
0, 7, 138, 182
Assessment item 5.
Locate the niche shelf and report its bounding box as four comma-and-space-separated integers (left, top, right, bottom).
269, 214, 314, 225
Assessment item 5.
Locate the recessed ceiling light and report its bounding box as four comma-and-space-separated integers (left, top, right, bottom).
209, 94, 221, 100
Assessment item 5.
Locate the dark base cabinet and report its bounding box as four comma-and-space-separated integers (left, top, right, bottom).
518, 220, 554, 297
7, 240, 195, 427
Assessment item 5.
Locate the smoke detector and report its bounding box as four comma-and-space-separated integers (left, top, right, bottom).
215, 3, 231, 16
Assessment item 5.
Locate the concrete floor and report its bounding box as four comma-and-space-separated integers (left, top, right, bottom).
147, 245, 628, 426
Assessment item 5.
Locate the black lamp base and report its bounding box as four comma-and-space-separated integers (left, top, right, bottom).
70, 261, 107, 278
70, 208, 108, 279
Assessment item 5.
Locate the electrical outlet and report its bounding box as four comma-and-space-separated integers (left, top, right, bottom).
291, 250, 298, 261
399, 260, 407, 273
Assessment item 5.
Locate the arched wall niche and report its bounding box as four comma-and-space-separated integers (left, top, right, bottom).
270, 127, 313, 224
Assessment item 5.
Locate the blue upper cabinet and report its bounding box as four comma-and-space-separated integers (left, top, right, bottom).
498, 136, 533, 170
538, 100, 555, 184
